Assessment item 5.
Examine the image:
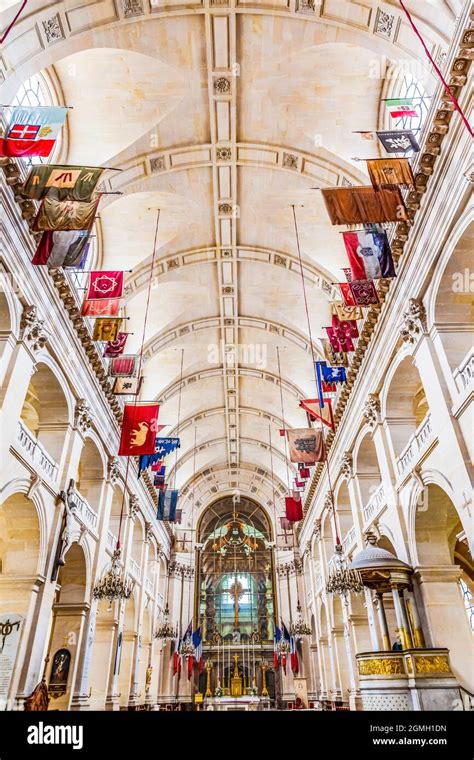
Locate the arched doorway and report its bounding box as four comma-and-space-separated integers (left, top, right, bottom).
46, 542, 88, 710
414, 484, 473, 690
384, 357, 429, 464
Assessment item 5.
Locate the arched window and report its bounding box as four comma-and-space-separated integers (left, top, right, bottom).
11, 72, 61, 167
390, 71, 430, 135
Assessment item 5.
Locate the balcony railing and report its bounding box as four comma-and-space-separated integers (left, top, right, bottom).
396, 413, 433, 477
342, 525, 356, 555
363, 483, 386, 527
453, 348, 474, 395
129, 557, 141, 580
17, 421, 58, 482
69, 488, 98, 532
106, 530, 117, 551
145, 576, 154, 595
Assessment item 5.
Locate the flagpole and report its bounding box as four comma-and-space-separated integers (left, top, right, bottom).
291, 205, 341, 546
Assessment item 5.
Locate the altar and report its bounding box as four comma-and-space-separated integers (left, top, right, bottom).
205, 696, 270, 711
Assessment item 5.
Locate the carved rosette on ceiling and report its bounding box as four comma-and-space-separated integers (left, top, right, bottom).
399, 298, 428, 345
74, 398, 93, 434
214, 77, 231, 94
363, 393, 381, 430
340, 451, 353, 478
107, 456, 121, 483
21, 305, 49, 353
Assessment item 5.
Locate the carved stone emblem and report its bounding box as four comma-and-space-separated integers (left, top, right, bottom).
21, 305, 49, 352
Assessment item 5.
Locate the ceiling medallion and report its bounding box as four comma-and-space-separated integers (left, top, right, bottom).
217, 147, 232, 161
92, 549, 134, 607
218, 203, 233, 216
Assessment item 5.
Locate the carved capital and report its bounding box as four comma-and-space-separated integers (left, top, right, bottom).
128, 494, 140, 518
107, 456, 120, 483
21, 305, 49, 352
74, 398, 92, 433
145, 522, 154, 544
313, 519, 322, 542
363, 393, 381, 429
324, 491, 334, 512
340, 451, 353, 478
400, 298, 427, 345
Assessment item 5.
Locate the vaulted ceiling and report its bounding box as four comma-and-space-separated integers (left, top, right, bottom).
1, 0, 458, 526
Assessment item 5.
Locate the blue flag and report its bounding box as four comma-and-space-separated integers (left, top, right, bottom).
315, 361, 325, 408
138, 439, 180, 475
321, 362, 347, 384
157, 489, 178, 521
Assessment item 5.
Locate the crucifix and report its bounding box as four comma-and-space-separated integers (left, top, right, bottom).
224, 579, 245, 627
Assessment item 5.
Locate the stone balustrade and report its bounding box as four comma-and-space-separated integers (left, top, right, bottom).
17, 420, 58, 482
396, 413, 434, 478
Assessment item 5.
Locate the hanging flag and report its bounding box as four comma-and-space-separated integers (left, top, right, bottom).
154, 438, 181, 458
82, 298, 120, 317
342, 229, 395, 281
349, 279, 380, 306
286, 428, 325, 464
280, 517, 293, 532
151, 460, 164, 472
332, 313, 359, 339
331, 302, 363, 322
319, 362, 347, 385
294, 478, 305, 490
119, 402, 160, 456
299, 399, 334, 431
338, 282, 356, 307
33, 197, 99, 232
273, 626, 282, 669
285, 494, 303, 522
326, 325, 354, 353
281, 623, 291, 673
109, 355, 137, 377
92, 317, 122, 342
322, 339, 348, 368
103, 332, 128, 357
175, 509, 183, 524
366, 158, 415, 191
342, 267, 353, 283
172, 631, 181, 676
298, 466, 311, 480
321, 186, 407, 225
0, 105, 67, 158
32, 230, 91, 268
157, 489, 179, 521
87, 270, 124, 300
277, 532, 296, 550
290, 635, 299, 675
192, 628, 203, 673
112, 376, 142, 395
376, 129, 420, 154
385, 98, 418, 118
154, 472, 166, 488
22, 164, 103, 202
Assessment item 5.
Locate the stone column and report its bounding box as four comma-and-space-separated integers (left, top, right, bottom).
391, 585, 413, 650
374, 592, 391, 651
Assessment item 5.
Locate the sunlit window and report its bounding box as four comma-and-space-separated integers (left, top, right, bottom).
459, 579, 474, 632
11, 73, 60, 167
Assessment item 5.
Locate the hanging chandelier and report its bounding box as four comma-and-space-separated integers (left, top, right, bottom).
92, 549, 134, 607
290, 600, 312, 638
154, 604, 175, 640
326, 543, 364, 598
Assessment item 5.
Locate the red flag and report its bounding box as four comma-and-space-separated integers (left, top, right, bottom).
151, 460, 164, 471
0, 106, 67, 158
332, 313, 359, 339
285, 494, 303, 522
339, 281, 356, 306
274, 651, 279, 669
299, 399, 334, 431
103, 332, 128, 357
109, 356, 137, 377
349, 279, 379, 306
118, 403, 160, 456
326, 325, 354, 353
187, 655, 194, 680
87, 270, 124, 300
82, 298, 120, 317
281, 654, 287, 675
298, 466, 310, 479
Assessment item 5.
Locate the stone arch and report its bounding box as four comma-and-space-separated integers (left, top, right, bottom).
0, 491, 41, 594
354, 431, 383, 506
383, 355, 429, 460
75, 434, 106, 515
19, 359, 73, 467
119, 593, 137, 708
413, 483, 473, 690
432, 220, 474, 373
334, 480, 353, 540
